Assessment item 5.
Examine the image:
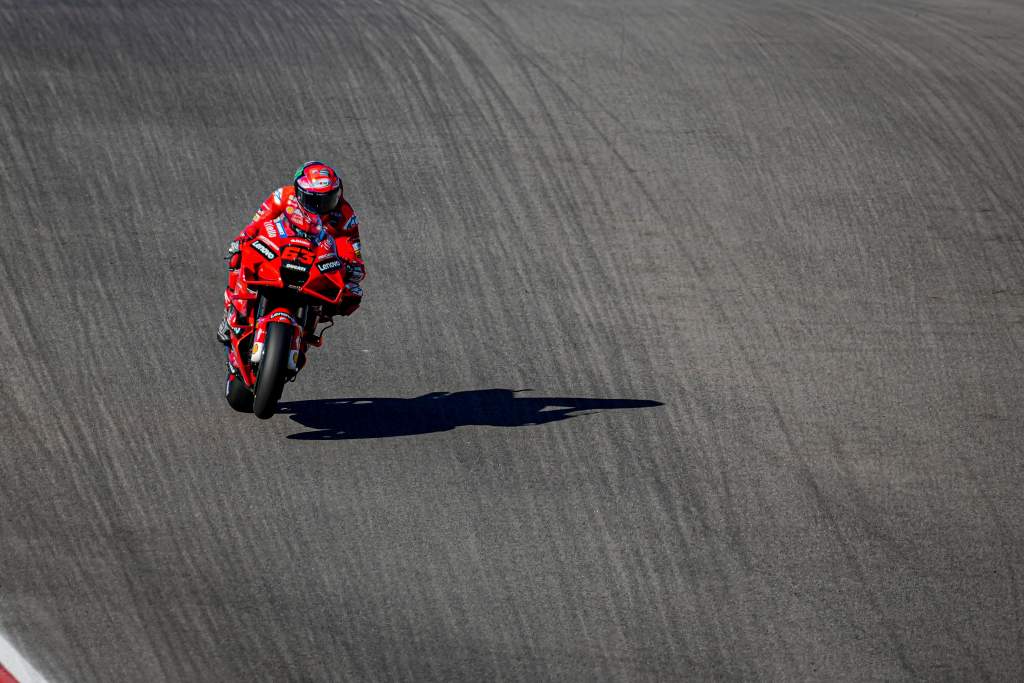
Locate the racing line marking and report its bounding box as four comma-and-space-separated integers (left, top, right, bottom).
0, 634, 48, 683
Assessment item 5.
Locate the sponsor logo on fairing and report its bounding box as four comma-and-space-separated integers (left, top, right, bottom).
351, 240, 362, 258
317, 258, 343, 273
284, 262, 309, 273
252, 241, 276, 260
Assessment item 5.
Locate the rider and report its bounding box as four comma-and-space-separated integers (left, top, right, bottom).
218, 161, 364, 343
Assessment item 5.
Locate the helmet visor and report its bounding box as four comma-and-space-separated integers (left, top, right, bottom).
297, 185, 341, 214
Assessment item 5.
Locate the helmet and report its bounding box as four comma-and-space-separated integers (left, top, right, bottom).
293, 161, 342, 214
283, 195, 323, 235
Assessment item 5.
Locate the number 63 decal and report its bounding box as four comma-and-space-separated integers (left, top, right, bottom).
281, 246, 314, 265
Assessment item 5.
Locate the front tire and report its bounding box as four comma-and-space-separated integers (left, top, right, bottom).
253, 321, 292, 419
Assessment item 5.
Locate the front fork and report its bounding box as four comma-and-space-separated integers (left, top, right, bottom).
228, 288, 338, 387
250, 307, 306, 373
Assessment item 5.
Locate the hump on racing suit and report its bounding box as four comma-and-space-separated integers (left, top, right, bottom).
253, 186, 361, 248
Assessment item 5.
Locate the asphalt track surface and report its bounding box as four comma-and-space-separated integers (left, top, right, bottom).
2, 0, 1024, 680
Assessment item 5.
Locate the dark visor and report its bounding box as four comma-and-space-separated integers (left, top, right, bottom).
298, 186, 341, 214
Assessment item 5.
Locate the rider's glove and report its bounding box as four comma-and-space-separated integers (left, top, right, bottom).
225, 240, 243, 269
345, 261, 365, 283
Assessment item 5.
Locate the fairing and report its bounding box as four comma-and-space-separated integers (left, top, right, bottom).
226, 225, 364, 390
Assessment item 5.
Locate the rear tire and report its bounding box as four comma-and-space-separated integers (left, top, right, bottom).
225, 370, 254, 413
253, 321, 291, 419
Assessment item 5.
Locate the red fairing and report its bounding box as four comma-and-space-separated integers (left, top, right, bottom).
225, 215, 365, 389
239, 218, 350, 304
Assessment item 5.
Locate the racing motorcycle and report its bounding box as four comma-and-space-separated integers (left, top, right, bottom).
223, 223, 363, 419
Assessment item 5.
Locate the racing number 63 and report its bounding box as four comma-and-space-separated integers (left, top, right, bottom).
281, 246, 314, 265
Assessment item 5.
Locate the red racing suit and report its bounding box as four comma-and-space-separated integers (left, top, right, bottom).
224, 186, 364, 328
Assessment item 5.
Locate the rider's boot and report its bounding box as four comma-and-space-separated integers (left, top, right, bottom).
217, 313, 231, 345
218, 287, 234, 345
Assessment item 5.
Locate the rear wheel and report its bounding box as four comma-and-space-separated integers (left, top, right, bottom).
253, 321, 291, 419
225, 370, 254, 413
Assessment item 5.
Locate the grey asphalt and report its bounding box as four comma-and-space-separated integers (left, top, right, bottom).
2, 0, 1023, 680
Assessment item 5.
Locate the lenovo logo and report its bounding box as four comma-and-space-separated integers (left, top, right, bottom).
318, 259, 342, 273
252, 241, 276, 260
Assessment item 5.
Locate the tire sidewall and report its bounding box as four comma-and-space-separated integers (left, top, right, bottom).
252, 321, 292, 419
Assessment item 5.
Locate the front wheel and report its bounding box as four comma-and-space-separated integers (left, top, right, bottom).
253, 321, 292, 419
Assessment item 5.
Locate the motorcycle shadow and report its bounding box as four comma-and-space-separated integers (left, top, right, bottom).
277, 388, 663, 440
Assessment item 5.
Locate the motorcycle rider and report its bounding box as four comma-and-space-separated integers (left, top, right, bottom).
218, 161, 364, 344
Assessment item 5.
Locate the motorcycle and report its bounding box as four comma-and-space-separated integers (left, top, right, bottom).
223, 221, 363, 419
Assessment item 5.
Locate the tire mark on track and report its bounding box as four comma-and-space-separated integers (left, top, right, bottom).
428, 2, 863, 674
347, 1, 739, 673
794, 6, 1024, 669
448, 2, 1020, 675
422, 1, 752, 671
